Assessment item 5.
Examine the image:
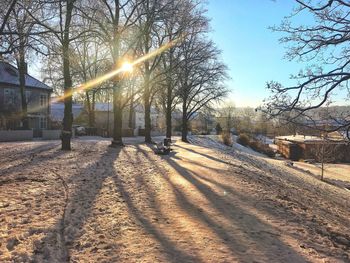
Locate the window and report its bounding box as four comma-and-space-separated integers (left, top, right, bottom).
40, 94, 47, 107
40, 117, 47, 129
4, 88, 16, 107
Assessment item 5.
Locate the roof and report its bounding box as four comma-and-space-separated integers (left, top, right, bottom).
95, 103, 160, 114
50, 102, 84, 121
95, 102, 113, 112
275, 135, 346, 144
276, 135, 322, 143
0, 61, 52, 90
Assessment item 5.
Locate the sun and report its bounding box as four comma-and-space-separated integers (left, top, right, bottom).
120, 61, 133, 73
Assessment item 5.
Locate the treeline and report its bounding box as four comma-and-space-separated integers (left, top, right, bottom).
0, 0, 228, 149
216, 106, 300, 138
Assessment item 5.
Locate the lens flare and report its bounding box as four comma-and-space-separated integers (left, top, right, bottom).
120, 62, 133, 73
50, 36, 183, 105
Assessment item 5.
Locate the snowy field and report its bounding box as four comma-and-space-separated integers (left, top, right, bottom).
206, 134, 350, 190
0, 136, 350, 262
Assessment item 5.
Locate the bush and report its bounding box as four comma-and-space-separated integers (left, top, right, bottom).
249, 140, 261, 151
249, 138, 275, 157
237, 133, 250, 146
221, 132, 233, 146
237, 133, 275, 157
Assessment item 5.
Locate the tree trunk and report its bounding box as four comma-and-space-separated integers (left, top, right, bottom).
144, 95, 152, 143
61, 1, 74, 151
321, 140, 325, 181
181, 100, 188, 142
86, 91, 93, 127
128, 92, 134, 129
111, 83, 123, 147
107, 90, 111, 137
86, 90, 96, 128
166, 84, 172, 139
17, 51, 28, 129
61, 47, 73, 150
91, 91, 96, 127
144, 65, 152, 143
165, 48, 174, 140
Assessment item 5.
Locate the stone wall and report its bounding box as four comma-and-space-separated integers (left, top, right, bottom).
0, 130, 33, 142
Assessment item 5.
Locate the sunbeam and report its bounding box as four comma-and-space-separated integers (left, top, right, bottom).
51, 36, 183, 105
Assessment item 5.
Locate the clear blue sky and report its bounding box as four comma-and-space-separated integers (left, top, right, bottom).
29, 1, 346, 107
207, 0, 305, 107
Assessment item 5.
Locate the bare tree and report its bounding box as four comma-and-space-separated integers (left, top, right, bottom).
263, 0, 350, 140
178, 34, 228, 142
70, 17, 110, 128
0, 0, 17, 55
81, 0, 145, 146
135, 0, 172, 143
3, 1, 38, 129
22, 0, 85, 150
311, 134, 341, 181
1, 0, 54, 131
157, 0, 197, 140
218, 101, 235, 132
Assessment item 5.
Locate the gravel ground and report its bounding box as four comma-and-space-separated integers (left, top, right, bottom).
0, 137, 349, 262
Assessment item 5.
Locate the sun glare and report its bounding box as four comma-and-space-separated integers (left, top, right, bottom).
49, 36, 183, 105
121, 62, 133, 73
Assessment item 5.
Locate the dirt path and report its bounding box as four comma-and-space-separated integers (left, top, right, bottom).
0, 138, 349, 262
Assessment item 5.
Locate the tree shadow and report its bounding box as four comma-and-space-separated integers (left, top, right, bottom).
34, 142, 200, 263
33, 144, 122, 262
0, 142, 63, 176
234, 151, 350, 228
175, 143, 234, 166
171, 143, 350, 260
134, 145, 309, 262
110, 145, 200, 262
29, 139, 348, 262
160, 156, 308, 261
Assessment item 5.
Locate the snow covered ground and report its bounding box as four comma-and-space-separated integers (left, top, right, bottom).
205, 134, 350, 190
0, 136, 349, 262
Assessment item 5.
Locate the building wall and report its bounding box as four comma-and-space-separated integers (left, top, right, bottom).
0, 85, 4, 111
0, 83, 21, 113
0, 84, 51, 130
277, 138, 350, 163
94, 109, 166, 137
276, 140, 302, 160
95, 111, 114, 136
304, 143, 350, 162
0, 84, 50, 114
27, 88, 50, 116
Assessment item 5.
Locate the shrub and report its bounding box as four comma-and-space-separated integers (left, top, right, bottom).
221, 132, 233, 146
248, 138, 275, 157
236, 133, 275, 157
237, 133, 250, 146
249, 140, 261, 151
